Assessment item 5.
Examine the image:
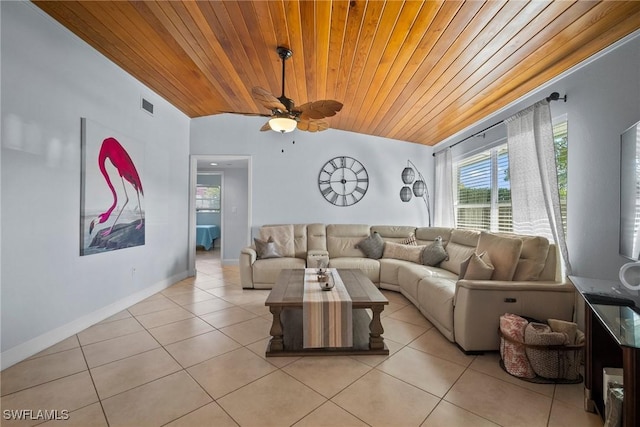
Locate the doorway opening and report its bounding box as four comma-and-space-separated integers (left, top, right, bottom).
188, 155, 251, 276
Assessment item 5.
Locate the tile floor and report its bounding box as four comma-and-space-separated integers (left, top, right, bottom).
0, 250, 604, 427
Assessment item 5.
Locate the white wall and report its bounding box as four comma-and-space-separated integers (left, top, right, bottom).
0, 2, 191, 368
190, 115, 435, 232
435, 30, 640, 281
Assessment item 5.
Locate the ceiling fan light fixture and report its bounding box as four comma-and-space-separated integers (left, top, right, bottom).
269, 117, 297, 133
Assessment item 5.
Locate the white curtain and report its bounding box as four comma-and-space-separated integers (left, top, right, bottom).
434, 148, 455, 227
505, 100, 572, 275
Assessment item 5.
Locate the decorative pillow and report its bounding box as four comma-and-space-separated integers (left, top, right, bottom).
500, 314, 536, 379
356, 231, 385, 259
399, 233, 418, 246
512, 235, 550, 281
254, 236, 282, 259
422, 236, 448, 266
476, 232, 523, 281
259, 225, 294, 257
382, 241, 425, 263
459, 251, 494, 280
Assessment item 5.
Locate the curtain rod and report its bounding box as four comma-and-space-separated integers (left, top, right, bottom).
432, 92, 567, 157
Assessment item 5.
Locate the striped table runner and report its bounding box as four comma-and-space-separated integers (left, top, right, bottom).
303, 268, 353, 348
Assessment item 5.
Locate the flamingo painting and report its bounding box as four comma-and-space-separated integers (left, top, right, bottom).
89, 136, 144, 237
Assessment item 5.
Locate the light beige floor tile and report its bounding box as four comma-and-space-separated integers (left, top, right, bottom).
469, 352, 556, 397
421, 400, 500, 427
332, 369, 440, 427
161, 283, 197, 296
90, 348, 181, 399
77, 317, 144, 346
294, 401, 369, 427
239, 299, 271, 316
379, 317, 428, 345
387, 304, 434, 328
554, 381, 588, 409
148, 316, 215, 345
283, 356, 372, 398
219, 317, 271, 345
200, 306, 258, 329
38, 403, 108, 427
1, 348, 87, 396
547, 399, 603, 427
380, 300, 408, 316
101, 371, 212, 427
96, 310, 132, 324
194, 278, 227, 290
378, 346, 466, 397
164, 330, 241, 368
409, 327, 476, 367
215, 292, 267, 306
444, 369, 552, 427
82, 330, 160, 368
182, 297, 235, 316
380, 290, 411, 306
164, 402, 238, 427
188, 347, 277, 398
0, 372, 98, 427
128, 296, 179, 316
165, 289, 217, 306
217, 370, 325, 427
134, 306, 195, 329
27, 335, 79, 360
349, 337, 405, 367
245, 338, 301, 368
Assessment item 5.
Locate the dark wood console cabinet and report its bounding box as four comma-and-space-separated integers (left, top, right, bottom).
570, 276, 639, 427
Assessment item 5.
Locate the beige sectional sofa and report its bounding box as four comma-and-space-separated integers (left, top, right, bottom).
240, 223, 575, 352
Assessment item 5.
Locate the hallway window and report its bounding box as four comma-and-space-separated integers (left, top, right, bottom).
196, 185, 220, 212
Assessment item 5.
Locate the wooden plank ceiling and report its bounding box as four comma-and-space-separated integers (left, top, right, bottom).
34, 1, 640, 146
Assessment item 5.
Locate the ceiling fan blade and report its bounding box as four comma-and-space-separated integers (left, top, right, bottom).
252, 87, 287, 112
294, 100, 343, 120
259, 121, 272, 132
297, 118, 329, 132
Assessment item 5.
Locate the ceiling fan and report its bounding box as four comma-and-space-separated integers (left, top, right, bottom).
227, 46, 343, 133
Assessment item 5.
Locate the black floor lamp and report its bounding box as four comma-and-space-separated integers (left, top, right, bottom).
400, 160, 432, 226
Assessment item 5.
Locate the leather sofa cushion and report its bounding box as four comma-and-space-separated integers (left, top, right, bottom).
253, 257, 306, 284
372, 225, 418, 242
415, 227, 452, 245
328, 257, 380, 283
476, 232, 523, 281
439, 229, 480, 275
514, 235, 550, 281
260, 225, 295, 257
327, 224, 371, 258
307, 223, 327, 252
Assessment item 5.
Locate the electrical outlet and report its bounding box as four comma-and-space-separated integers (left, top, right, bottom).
131, 267, 136, 277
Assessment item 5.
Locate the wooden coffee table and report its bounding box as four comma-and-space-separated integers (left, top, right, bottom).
265, 269, 389, 356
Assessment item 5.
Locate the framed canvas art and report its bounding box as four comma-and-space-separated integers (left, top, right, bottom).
80, 118, 145, 255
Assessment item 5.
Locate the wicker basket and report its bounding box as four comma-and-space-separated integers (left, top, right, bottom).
499, 327, 584, 384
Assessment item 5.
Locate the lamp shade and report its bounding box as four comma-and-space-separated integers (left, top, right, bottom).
413, 180, 426, 197
400, 186, 413, 202
269, 117, 297, 133
401, 167, 415, 184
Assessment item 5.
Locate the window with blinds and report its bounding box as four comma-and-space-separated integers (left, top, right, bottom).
455, 146, 512, 232
453, 120, 567, 233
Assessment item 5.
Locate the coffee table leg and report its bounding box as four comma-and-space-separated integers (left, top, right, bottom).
268, 306, 284, 352
369, 306, 385, 350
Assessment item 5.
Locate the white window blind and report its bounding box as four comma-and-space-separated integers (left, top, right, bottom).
453, 120, 568, 233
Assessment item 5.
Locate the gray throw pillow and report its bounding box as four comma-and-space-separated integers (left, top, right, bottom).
356, 232, 385, 259
254, 236, 282, 259
422, 236, 449, 266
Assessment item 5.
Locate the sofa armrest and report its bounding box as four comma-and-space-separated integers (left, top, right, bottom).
453, 279, 576, 352
455, 280, 575, 293
240, 246, 257, 289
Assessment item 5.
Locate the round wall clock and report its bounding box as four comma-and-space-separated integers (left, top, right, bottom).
318, 156, 369, 206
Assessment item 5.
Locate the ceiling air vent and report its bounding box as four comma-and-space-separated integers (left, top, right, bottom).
141, 97, 154, 115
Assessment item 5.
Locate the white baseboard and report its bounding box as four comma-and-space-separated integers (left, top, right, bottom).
0, 270, 189, 370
